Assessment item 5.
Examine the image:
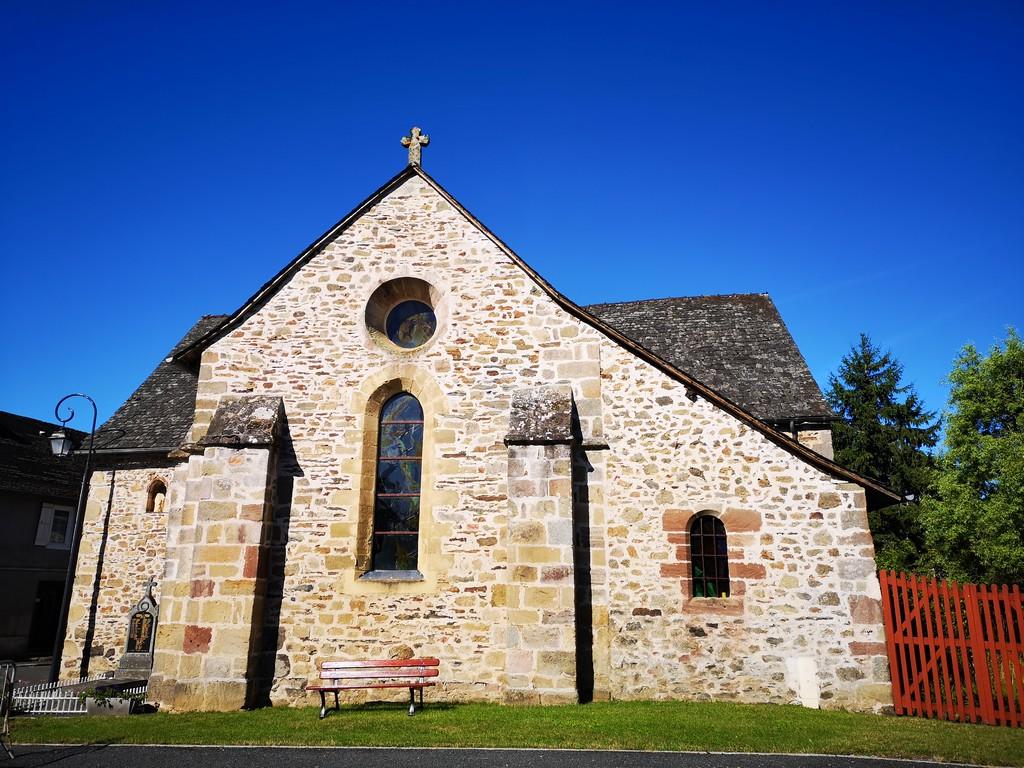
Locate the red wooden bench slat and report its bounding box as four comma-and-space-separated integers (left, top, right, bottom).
321, 658, 439, 669
309, 681, 437, 692
318, 668, 439, 680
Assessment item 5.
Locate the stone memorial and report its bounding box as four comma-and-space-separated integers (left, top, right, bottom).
116, 579, 158, 678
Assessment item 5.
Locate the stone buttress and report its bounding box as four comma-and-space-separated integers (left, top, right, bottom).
501, 386, 579, 703
148, 397, 282, 711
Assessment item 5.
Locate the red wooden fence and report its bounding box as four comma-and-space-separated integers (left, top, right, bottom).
879, 570, 1024, 727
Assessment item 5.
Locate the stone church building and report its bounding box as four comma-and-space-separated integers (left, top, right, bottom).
62, 131, 898, 713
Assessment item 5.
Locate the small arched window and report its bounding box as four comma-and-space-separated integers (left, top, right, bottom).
372, 392, 423, 571
146, 479, 167, 514
690, 515, 730, 598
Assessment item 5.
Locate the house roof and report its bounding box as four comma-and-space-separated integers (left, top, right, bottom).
118, 165, 897, 506
91, 315, 228, 452
585, 294, 833, 422
0, 411, 85, 498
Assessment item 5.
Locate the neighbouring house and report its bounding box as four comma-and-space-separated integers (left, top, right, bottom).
60, 133, 899, 713
0, 411, 83, 660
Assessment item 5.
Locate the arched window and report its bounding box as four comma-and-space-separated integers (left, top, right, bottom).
372, 392, 423, 571
690, 515, 730, 598
146, 479, 167, 514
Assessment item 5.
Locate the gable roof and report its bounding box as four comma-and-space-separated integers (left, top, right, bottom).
0, 411, 85, 498
154, 165, 898, 506
91, 315, 228, 452
586, 294, 833, 423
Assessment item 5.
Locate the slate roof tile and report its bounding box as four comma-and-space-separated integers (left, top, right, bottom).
92, 315, 228, 451
0, 411, 85, 498
585, 294, 832, 422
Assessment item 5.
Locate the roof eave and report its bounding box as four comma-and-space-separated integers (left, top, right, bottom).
412, 167, 900, 508
90, 446, 178, 455
171, 166, 420, 362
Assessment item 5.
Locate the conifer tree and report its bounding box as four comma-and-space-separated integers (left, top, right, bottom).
826, 334, 940, 572
920, 329, 1024, 585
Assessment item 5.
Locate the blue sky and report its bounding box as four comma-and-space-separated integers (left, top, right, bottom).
2, 1, 1021, 436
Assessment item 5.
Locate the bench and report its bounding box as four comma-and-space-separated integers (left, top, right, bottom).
309, 658, 440, 718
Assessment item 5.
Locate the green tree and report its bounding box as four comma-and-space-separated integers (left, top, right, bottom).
826, 334, 940, 572
920, 329, 1024, 585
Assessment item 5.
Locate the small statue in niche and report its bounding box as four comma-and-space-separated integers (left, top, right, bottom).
146, 479, 167, 513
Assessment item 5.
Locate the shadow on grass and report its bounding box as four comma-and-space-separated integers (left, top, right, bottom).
316, 700, 459, 719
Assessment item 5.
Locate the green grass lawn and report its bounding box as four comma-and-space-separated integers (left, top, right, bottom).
12, 700, 1024, 766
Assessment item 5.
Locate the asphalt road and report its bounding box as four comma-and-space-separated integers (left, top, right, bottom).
4, 745, 984, 768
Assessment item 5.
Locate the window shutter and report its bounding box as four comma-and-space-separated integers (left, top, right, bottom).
35, 505, 54, 546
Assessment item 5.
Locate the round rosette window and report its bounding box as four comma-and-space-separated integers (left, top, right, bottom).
386, 300, 436, 348
365, 277, 444, 351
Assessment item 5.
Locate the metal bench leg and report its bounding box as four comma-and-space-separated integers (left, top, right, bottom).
333, 691, 340, 713
408, 687, 415, 716
319, 691, 327, 720
419, 686, 424, 711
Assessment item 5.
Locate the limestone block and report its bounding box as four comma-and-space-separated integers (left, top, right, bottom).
506, 386, 574, 443
200, 396, 283, 448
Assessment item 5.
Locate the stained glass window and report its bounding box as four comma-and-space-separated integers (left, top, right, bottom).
372, 392, 423, 571
385, 300, 436, 348
690, 515, 730, 598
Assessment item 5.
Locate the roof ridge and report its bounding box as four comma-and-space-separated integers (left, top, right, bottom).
586, 292, 770, 307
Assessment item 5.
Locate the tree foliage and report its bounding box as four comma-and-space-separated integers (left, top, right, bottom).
827, 334, 939, 572
921, 329, 1024, 585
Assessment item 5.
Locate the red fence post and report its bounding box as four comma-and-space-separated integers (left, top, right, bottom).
880, 571, 904, 714
964, 582, 996, 726
897, 571, 919, 716
1009, 584, 1024, 726
943, 578, 970, 723
879, 572, 1024, 728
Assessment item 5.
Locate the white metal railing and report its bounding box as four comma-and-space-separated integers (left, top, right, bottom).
11, 673, 146, 716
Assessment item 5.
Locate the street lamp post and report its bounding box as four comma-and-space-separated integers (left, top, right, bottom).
47, 393, 97, 684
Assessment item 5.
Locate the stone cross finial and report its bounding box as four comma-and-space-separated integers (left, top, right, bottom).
401, 126, 430, 166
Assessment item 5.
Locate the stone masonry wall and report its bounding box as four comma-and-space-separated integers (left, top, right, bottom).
797, 428, 835, 460
62, 465, 172, 678
598, 340, 890, 711
185, 174, 606, 707
149, 445, 275, 711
